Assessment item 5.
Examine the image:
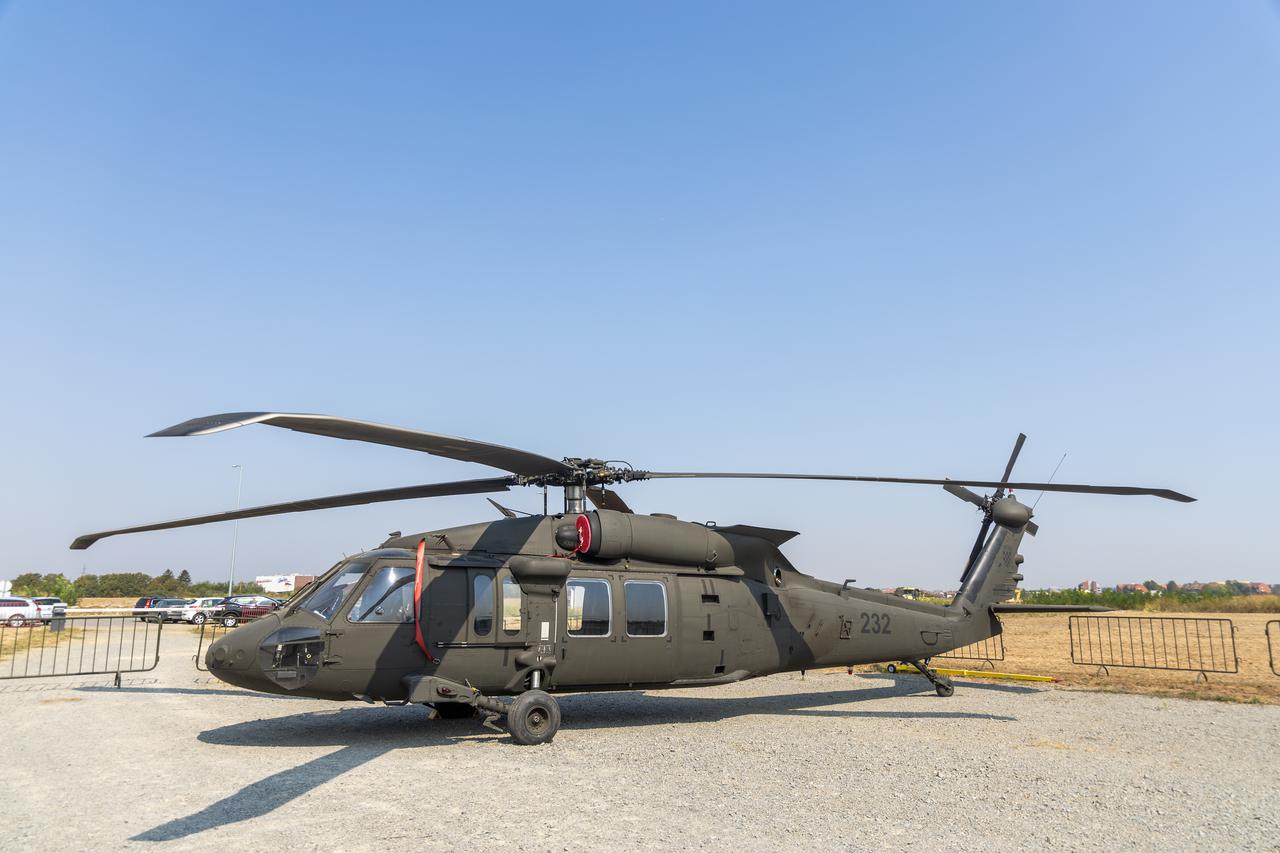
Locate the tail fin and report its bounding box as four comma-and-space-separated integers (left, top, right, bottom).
950, 497, 1032, 614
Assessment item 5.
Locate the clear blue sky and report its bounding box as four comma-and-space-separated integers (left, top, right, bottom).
2, 3, 1277, 590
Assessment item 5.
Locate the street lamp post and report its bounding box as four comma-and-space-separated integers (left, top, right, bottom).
228, 464, 244, 596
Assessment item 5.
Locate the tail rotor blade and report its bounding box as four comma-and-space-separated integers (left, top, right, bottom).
995, 433, 1027, 499
943, 482, 986, 509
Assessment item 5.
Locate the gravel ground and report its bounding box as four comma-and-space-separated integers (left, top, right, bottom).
2, 631, 1277, 852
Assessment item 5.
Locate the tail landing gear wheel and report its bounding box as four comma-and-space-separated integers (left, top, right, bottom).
907, 659, 954, 698
507, 689, 561, 745
433, 702, 477, 720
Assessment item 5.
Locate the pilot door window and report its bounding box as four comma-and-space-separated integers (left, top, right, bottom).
501, 578, 522, 635
565, 578, 611, 637
623, 580, 667, 637
347, 565, 416, 623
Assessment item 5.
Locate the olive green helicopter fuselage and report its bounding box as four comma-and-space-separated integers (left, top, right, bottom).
205, 502, 1030, 702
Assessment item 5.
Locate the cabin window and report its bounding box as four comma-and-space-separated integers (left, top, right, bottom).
565, 578, 611, 637
502, 578, 522, 634
348, 565, 416, 623
472, 572, 494, 636
624, 580, 667, 637
305, 562, 370, 621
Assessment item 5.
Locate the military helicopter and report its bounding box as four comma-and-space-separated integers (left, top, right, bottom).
71, 413, 1193, 744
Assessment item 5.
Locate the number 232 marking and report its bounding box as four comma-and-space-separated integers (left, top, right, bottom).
860, 612, 891, 634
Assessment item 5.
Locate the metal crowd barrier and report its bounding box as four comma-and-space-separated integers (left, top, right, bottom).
935, 632, 1005, 670
0, 615, 163, 687
1267, 620, 1279, 677
1068, 615, 1238, 681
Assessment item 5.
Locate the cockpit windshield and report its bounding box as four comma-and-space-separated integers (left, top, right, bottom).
303, 561, 370, 620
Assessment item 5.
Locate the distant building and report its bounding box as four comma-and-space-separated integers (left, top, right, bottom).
254, 574, 317, 595
1249, 582, 1271, 595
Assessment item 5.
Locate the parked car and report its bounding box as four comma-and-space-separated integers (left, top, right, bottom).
179, 597, 226, 625
133, 596, 166, 620
0, 596, 40, 627
31, 597, 68, 624
141, 598, 190, 623
211, 595, 281, 627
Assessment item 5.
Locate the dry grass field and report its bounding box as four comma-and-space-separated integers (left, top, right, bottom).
939, 611, 1280, 704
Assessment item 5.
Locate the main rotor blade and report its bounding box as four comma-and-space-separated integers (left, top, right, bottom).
69, 476, 516, 550
586, 486, 633, 514
149, 412, 573, 478
641, 472, 1194, 502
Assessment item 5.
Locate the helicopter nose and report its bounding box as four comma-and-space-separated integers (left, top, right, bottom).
204, 614, 282, 688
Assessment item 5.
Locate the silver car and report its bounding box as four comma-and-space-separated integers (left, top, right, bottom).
31, 597, 68, 624
141, 598, 190, 623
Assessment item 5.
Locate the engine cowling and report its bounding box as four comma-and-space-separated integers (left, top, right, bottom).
566, 509, 737, 568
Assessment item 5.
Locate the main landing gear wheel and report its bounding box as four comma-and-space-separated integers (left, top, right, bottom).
935, 682, 955, 698
433, 702, 477, 720
507, 689, 561, 745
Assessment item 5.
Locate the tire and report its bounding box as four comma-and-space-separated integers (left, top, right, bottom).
192, 613, 207, 625
935, 682, 955, 698
8, 614, 25, 628
221, 615, 238, 628
886, 663, 898, 674
507, 689, 561, 746
433, 702, 477, 720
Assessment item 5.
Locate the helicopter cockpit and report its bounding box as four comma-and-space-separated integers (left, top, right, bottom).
206, 549, 421, 697
293, 555, 417, 624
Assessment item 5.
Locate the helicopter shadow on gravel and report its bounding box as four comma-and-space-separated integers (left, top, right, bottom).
555, 676, 1033, 730
132, 705, 461, 843
133, 677, 1034, 842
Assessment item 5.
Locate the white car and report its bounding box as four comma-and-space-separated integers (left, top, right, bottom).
0, 596, 40, 627
179, 597, 225, 625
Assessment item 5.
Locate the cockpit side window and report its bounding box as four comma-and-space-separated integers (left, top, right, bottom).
304, 562, 370, 620
348, 565, 416, 623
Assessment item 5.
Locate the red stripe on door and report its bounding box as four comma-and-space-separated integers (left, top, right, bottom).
414, 538, 437, 663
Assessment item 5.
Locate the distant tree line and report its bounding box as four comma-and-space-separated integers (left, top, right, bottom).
1023, 586, 1280, 613
9, 570, 264, 605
